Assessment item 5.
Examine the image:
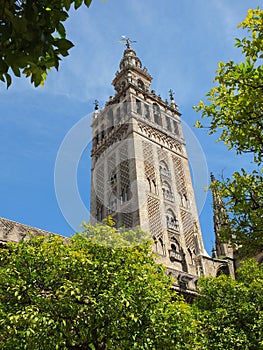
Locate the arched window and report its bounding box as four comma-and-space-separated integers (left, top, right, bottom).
166, 209, 179, 231
188, 248, 194, 265
162, 181, 171, 193
122, 100, 128, 115
100, 125, 105, 140
121, 81, 126, 90
146, 177, 158, 195
108, 193, 117, 213
96, 205, 103, 221
216, 265, 230, 276
159, 160, 170, 177
137, 79, 144, 90
120, 189, 124, 205
109, 172, 117, 187
153, 103, 162, 125
120, 186, 130, 204
107, 108, 114, 129
180, 193, 189, 208
152, 180, 158, 195
144, 104, 150, 119
173, 120, 179, 135
169, 239, 181, 262
147, 177, 152, 192
93, 132, 99, 147
171, 244, 177, 252
156, 237, 165, 255
166, 116, 172, 131
135, 98, 142, 114
162, 182, 174, 202
115, 107, 121, 123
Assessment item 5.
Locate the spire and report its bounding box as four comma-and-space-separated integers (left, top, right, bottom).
111, 40, 152, 96
92, 99, 99, 120
118, 36, 141, 70
210, 173, 233, 259
169, 89, 175, 101
94, 99, 99, 111
169, 89, 178, 110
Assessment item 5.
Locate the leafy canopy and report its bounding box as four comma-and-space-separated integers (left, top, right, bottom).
0, 223, 262, 349
194, 8, 263, 257
195, 259, 263, 350
0, 0, 104, 88
194, 8, 263, 163
0, 223, 204, 350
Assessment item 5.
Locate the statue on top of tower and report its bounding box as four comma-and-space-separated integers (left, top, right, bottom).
119, 36, 137, 49
169, 89, 175, 102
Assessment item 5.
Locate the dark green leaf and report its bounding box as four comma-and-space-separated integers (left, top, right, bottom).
74, 0, 83, 10
11, 65, 21, 77
57, 22, 66, 38
4, 73, 12, 88
56, 38, 74, 51
63, 0, 72, 11
0, 60, 8, 74
84, 0, 92, 7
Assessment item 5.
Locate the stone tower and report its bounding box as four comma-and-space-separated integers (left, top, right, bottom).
90, 42, 234, 294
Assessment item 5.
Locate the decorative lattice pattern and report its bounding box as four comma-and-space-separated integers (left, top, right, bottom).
120, 160, 130, 189
172, 155, 187, 194
180, 209, 195, 250
104, 153, 116, 215
147, 196, 162, 237
119, 142, 133, 227
142, 140, 155, 180
94, 163, 105, 204
107, 154, 116, 179
118, 141, 130, 190
96, 198, 103, 210
107, 154, 116, 191
119, 140, 128, 162
157, 148, 168, 163
122, 212, 133, 228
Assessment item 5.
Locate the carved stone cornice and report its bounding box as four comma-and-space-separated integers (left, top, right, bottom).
137, 122, 183, 154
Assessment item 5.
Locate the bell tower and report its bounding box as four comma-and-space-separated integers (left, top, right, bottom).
90, 41, 233, 293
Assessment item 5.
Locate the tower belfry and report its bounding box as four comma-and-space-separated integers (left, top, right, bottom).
90, 44, 234, 294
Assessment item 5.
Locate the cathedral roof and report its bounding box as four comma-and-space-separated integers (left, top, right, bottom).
0, 217, 58, 245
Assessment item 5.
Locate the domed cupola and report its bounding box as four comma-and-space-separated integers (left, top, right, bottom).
120, 48, 142, 70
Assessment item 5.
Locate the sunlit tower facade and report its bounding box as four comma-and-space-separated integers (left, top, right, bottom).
90, 41, 235, 294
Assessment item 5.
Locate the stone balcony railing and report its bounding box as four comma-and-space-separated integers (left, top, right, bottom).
169, 250, 182, 262
160, 168, 171, 178
163, 192, 175, 202
167, 221, 179, 231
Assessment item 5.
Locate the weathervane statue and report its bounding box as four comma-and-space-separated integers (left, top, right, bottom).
119, 35, 137, 49
169, 89, 175, 101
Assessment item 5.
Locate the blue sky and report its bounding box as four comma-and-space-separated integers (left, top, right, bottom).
0, 0, 259, 253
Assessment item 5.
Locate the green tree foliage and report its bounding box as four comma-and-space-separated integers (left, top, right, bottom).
0, 0, 98, 88
0, 224, 204, 349
211, 170, 263, 257
195, 259, 263, 350
194, 8, 263, 257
